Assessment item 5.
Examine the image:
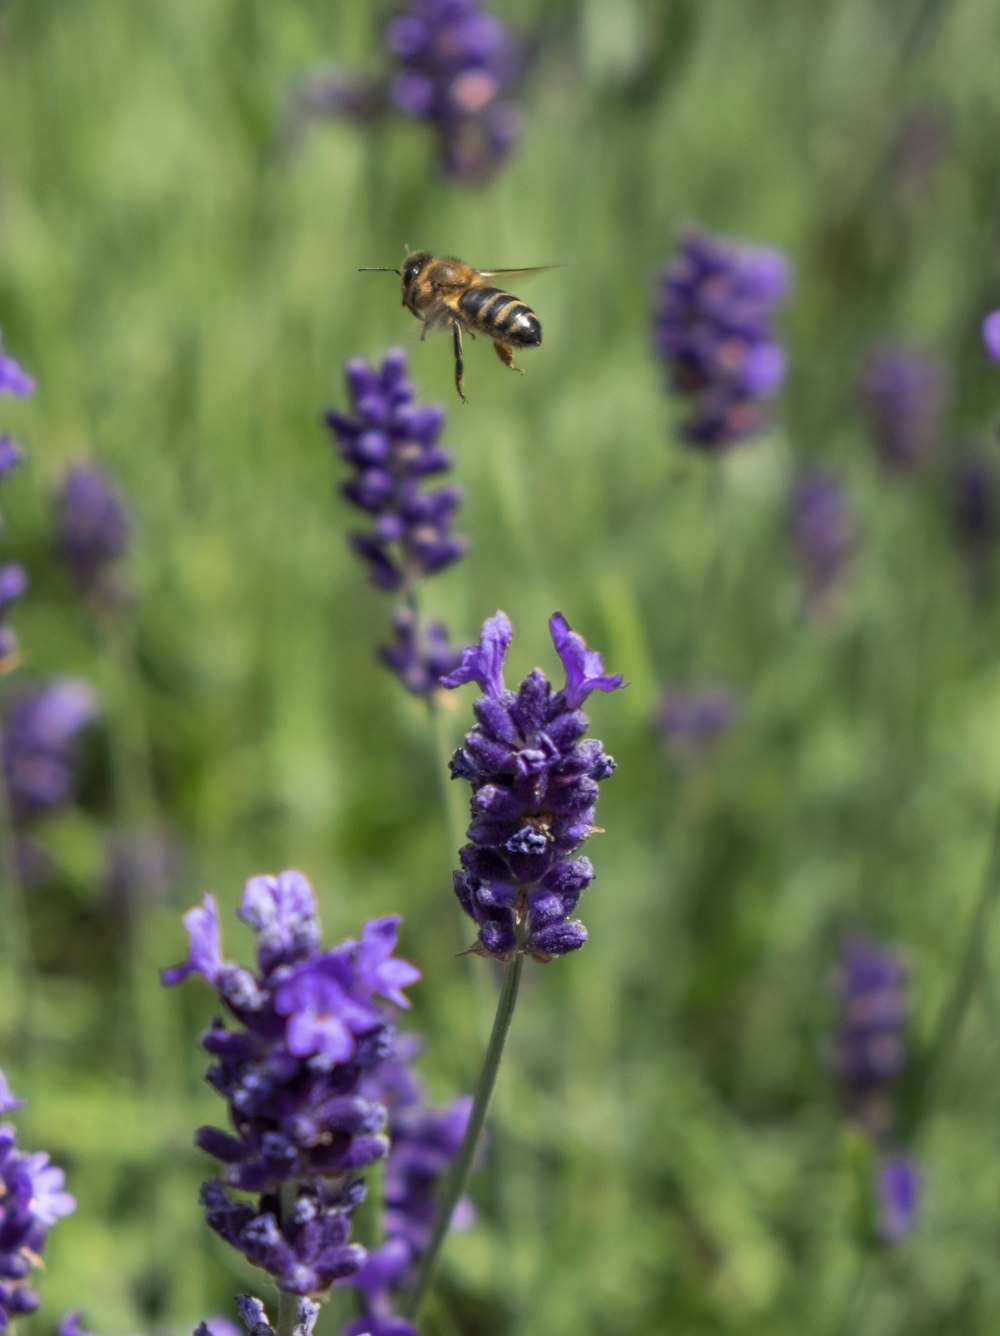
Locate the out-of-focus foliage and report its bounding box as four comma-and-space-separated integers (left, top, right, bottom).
2, 0, 1000, 1332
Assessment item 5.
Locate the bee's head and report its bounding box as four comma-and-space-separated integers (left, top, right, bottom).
400, 251, 431, 298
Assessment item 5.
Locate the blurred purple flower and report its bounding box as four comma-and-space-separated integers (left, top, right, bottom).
443, 611, 623, 960
859, 342, 947, 470
0, 563, 28, 669
983, 310, 1000, 365
952, 452, 999, 558
385, 0, 523, 181
656, 687, 738, 755
834, 933, 908, 1139
0, 1069, 76, 1328
0, 437, 23, 483
653, 228, 791, 450
162, 870, 420, 1297
0, 337, 34, 398
789, 471, 855, 615
57, 1312, 98, 1336
875, 1152, 921, 1244
54, 464, 131, 604
1, 679, 97, 824
325, 349, 464, 696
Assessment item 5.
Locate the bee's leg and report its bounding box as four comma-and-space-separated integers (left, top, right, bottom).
452, 321, 469, 404
419, 319, 430, 343
493, 341, 525, 376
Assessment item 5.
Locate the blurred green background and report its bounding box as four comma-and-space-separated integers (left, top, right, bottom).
3, 0, 1000, 1332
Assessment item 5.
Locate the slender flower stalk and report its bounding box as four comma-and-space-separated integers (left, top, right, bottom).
653, 228, 791, 450
162, 871, 420, 1305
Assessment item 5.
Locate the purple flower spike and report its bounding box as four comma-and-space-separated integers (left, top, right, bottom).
326, 349, 464, 697
1, 679, 97, 822
0, 1072, 23, 1114
0, 1069, 76, 1329
385, 0, 524, 182
441, 609, 512, 699
0, 337, 34, 397
549, 612, 623, 709
859, 342, 947, 470
54, 464, 131, 604
164, 871, 420, 1297
657, 687, 738, 754
446, 612, 621, 959
875, 1152, 921, 1244
789, 471, 855, 615
58, 1311, 98, 1336
653, 228, 792, 450
0, 437, 23, 481
983, 309, 1000, 364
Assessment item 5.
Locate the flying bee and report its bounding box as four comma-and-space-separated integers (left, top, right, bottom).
359, 251, 554, 403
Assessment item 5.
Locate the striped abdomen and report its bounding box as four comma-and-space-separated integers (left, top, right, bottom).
458, 286, 542, 348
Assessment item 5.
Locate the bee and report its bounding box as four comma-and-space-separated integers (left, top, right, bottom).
359, 251, 554, 403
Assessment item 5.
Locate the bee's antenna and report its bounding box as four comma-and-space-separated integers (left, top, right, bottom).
358, 267, 401, 274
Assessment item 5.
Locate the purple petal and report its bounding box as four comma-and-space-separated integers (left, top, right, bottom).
355, 916, 421, 1008
441, 610, 513, 699
161, 894, 225, 986
549, 612, 624, 709
983, 309, 1000, 364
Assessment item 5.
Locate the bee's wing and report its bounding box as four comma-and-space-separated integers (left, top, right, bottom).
473, 265, 563, 278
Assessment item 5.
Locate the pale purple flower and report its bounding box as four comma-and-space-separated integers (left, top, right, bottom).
657, 687, 738, 754
875, 1153, 921, 1244
54, 464, 131, 604
789, 471, 855, 614
0, 679, 97, 824
0, 338, 34, 398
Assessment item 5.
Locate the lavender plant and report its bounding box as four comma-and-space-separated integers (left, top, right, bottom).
325, 349, 464, 697
788, 471, 855, 617
442, 610, 624, 960
162, 870, 421, 1308
54, 463, 132, 608
297, 0, 523, 182
0, 1069, 76, 1327
656, 686, 738, 762
652, 228, 791, 450
858, 342, 947, 470
834, 933, 920, 1244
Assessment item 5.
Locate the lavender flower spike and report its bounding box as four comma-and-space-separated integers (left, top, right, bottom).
325, 348, 464, 696
1, 679, 97, 823
0, 336, 34, 397
859, 342, 947, 470
163, 871, 420, 1297
983, 309, 1000, 364
54, 463, 131, 604
445, 612, 623, 960
385, 0, 523, 182
653, 227, 791, 449
0, 1070, 76, 1327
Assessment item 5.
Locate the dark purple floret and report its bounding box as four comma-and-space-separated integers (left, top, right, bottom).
0, 679, 97, 824
875, 1152, 921, 1244
789, 471, 855, 615
653, 228, 791, 450
443, 611, 623, 960
983, 309, 1000, 365
231, 1293, 319, 1336
0, 1070, 76, 1329
385, 0, 523, 181
162, 871, 420, 1297
379, 606, 463, 697
833, 933, 908, 1138
54, 464, 131, 604
859, 342, 947, 470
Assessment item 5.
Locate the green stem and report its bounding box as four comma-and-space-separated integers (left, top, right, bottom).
0, 743, 32, 1065
401, 951, 525, 1321
907, 803, 1000, 1128
277, 1180, 302, 1336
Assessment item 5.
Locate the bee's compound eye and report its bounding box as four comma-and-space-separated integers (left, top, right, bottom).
402, 260, 424, 287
